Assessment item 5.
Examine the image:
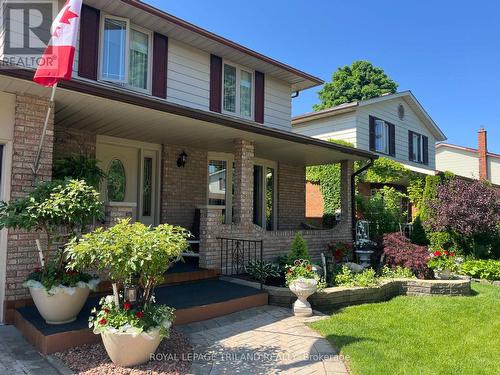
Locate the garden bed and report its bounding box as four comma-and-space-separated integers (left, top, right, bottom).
223, 277, 472, 311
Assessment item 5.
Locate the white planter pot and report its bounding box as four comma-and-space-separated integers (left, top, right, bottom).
29, 286, 90, 324
101, 329, 162, 367
434, 269, 452, 280
289, 278, 318, 317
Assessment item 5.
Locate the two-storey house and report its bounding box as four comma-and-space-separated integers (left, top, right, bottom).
0, 0, 375, 322
292, 91, 447, 221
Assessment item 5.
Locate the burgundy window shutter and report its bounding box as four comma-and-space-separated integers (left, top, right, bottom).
209, 55, 223, 112
423, 136, 429, 165
408, 131, 414, 161
369, 116, 376, 151
152, 33, 168, 99
389, 123, 396, 157
254, 71, 265, 123
78, 5, 100, 80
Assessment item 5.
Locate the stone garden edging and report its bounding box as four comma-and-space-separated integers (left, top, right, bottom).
220, 277, 472, 311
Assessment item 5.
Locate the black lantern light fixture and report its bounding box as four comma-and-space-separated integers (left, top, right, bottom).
177, 151, 188, 168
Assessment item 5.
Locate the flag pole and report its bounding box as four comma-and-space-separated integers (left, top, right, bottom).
31, 83, 57, 177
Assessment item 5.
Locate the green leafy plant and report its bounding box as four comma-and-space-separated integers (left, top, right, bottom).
0, 179, 103, 287
66, 219, 189, 307
427, 250, 459, 272
53, 154, 106, 190
287, 234, 311, 263
380, 265, 415, 279
332, 266, 379, 287
285, 259, 325, 289
428, 231, 456, 251
89, 296, 175, 338
460, 259, 500, 281
245, 261, 281, 284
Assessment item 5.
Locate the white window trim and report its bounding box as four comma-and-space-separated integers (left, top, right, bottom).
98, 14, 153, 95
374, 119, 390, 155
221, 60, 255, 120
207, 152, 234, 224
253, 158, 278, 231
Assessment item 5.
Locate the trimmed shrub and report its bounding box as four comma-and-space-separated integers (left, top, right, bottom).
287, 234, 311, 263
410, 215, 428, 246
383, 232, 432, 279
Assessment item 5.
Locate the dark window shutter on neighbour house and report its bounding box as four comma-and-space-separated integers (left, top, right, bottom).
254, 71, 265, 123
408, 130, 414, 161
209, 55, 223, 112
78, 5, 100, 80
369, 116, 376, 151
389, 122, 396, 156
152, 33, 168, 99
423, 136, 429, 165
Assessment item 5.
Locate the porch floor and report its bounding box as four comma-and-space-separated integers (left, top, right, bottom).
14, 279, 268, 354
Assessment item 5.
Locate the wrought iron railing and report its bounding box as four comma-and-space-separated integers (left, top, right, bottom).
218, 237, 263, 276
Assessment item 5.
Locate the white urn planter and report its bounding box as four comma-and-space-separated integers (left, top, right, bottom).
355, 249, 373, 268
100, 328, 164, 367
289, 278, 318, 317
29, 286, 90, 324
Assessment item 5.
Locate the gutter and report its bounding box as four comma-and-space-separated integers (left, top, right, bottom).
350, 158, 376, 241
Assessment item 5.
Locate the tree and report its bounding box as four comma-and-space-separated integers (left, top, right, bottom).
287, 234, 311, 263
314, 61, 398, 110
427, 178, 500, 254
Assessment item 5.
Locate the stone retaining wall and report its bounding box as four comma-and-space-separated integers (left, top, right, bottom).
262, 278, 472, 311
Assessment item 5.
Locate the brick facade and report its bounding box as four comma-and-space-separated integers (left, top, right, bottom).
161, 144, 207, 230
305, 182, 323, 219
53, 127, 96, 159
5, 94, 54, 309
233, 139, 254, 225
277, 163, 305, 229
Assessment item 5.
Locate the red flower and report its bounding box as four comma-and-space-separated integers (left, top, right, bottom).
99, 318, 107, 325
433, 251, 442, 257
123, 302, 132, 311
306, 265, 312, 271
450, 252, 456, 257
443, 250, 449, 256
135, 311, 144, 319
103, 308, 110, 314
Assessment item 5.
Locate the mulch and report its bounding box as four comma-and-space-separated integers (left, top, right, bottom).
54, 329, 192, 375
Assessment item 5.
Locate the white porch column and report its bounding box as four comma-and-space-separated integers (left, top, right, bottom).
233, 139, 254, 225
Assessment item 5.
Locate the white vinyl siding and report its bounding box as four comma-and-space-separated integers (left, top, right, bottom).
487, 157, 500, 185
264, 77, 292, 131
293, 112, 358, 146
166, 39, 210, 111
356, 98, 436, 171
436, 147, 480, 179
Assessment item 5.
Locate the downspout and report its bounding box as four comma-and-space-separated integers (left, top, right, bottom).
350, 158, 375, 241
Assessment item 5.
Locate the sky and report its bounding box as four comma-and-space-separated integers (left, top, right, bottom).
152, 0, 500, 152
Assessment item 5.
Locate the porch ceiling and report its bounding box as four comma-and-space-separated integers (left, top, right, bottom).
0, 72, 375, 166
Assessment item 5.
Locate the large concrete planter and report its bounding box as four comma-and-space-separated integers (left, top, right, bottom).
289, 278, 318, 317
101, 329, 162, 367
29, 286, 90, 324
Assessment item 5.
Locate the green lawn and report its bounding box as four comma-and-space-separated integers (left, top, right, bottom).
310, 283, 500, 375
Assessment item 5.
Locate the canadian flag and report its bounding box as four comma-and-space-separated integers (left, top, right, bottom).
33, 0, 83, 87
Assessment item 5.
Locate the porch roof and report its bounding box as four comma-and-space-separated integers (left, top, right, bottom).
0, 70, 376, 166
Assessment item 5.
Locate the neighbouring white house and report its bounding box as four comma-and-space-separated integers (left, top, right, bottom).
291, 91, 447, 221
436, 128, 500, 186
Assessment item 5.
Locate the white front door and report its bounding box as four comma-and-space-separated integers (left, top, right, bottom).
96, 136, 160, 225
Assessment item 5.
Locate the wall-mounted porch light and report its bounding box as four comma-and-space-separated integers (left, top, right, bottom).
177, 151, 188, 168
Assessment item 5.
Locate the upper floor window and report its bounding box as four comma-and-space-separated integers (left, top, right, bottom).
223, 63, 253, 118
409, 131, 429, 165
374, 119, 389, 154
369, 116, 395, 156
100, 15, 151, 92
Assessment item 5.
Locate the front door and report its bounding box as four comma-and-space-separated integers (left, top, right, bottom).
96, 136, 160, 225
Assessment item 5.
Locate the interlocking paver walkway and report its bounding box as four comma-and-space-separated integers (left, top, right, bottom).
0, 325, 63, 375
178, 305, 348, 375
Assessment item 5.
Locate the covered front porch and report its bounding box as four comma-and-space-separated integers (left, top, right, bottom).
47, 81, 373, 272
